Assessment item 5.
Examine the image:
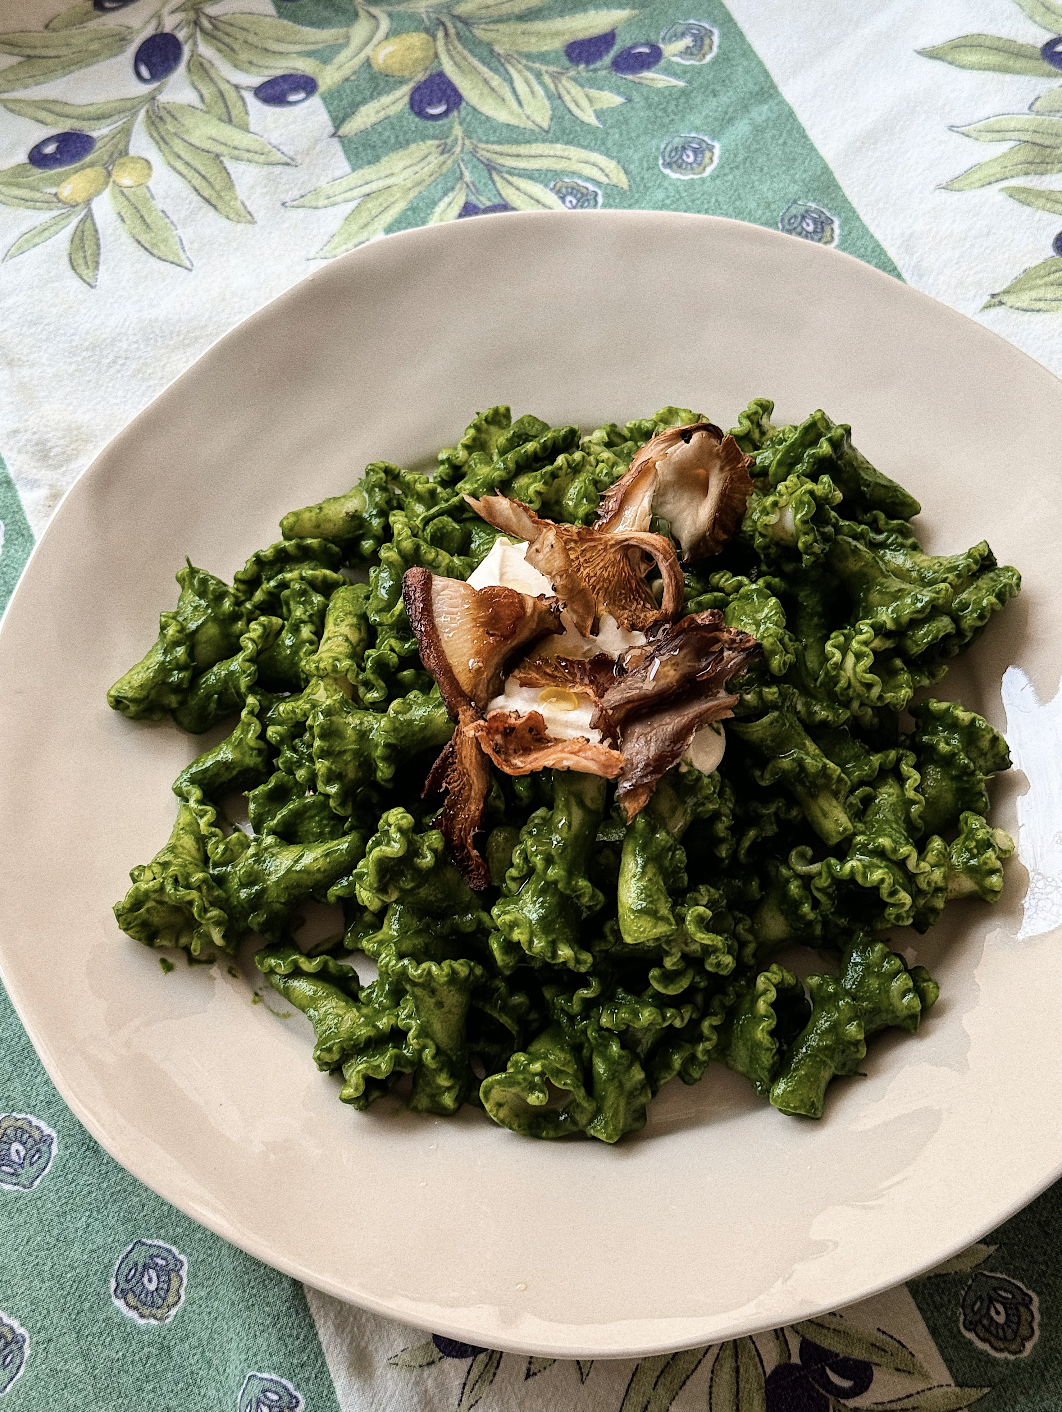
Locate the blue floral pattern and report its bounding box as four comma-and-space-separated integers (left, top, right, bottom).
0, 1112, 56, 1193
658, 131, 718, 178
0, 1313, 27, 1397
778, 199, 838, 245
111, 1239, 187, 1325
237, 1371, 304, 1411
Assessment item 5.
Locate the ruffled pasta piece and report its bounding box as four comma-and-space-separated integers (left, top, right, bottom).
742, 472, 842, 570
114, 803, 236, 958
754, 410, 920, 521
719, 964, 811, 1097
911, 697, 1011, 837
232, 537, 343, 603
948, 811, 1015, 903
255, 580, 330, 694
490, 772, 608, 973
172, 615, 281, 735
732, 710, 854, 847
107, 564, 248, 721
769, 974, 866, 1119
728, 396, 777, 454
280, 461, 397, 559
173, 692, 272, 804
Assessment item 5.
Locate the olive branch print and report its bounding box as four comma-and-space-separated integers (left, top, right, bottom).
0, 0, 716, 284
387, 1315, 991, 1412
922, 0, 1062, 310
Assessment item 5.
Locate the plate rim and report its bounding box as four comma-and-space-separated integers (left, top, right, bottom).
2, 208, 1059, 1359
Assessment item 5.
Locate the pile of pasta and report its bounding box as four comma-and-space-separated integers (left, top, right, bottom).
109, 400, 1019, 1140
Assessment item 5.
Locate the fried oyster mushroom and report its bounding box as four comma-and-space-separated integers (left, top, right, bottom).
402, 567, 562, 886
462, 493, 684, 636
595, 422, 754, 561
595, 611, 761, 820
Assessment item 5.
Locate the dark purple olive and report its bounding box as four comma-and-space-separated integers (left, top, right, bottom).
409, 72, 462, 121
133, 32, 182, 83
93, 0, 138, 9
28, 130, 95, 170
254, 72, 318, 105
432, 1335, 486, 1359
764, 1363, 829, 1412
480, 203, 513, 214
611, 42, 662, 73
798, 1340, 873, 1400
457, 201, 482, 218
565, 31, 615, 65
1042, 36, 1062, 68
1053, 230, 1062, 257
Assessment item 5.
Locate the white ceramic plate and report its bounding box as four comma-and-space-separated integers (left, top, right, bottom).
1, 212, 1059, 1359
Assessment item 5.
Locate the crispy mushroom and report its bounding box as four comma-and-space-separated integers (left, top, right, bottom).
463, 494, 684, 636
403, 567, 562, 887
402, 566, 562, 717
471, 711, 623, 778
595, 423, 754, 561
592, 611, 761, 820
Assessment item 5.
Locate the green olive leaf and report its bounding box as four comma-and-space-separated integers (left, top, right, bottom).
199, 17, 329, 80
428, 178, 468, 221
386, 1340, 445, 1368
551, 73, 601, 125
707, 1339, 766, 1412
789, 1316, 928, 1378
942, 140, 1062, 189
154, 101, 293, 164
0, 36, 133, 93
1013, 0, 1062, 29
314, 151, 455, 256
144, 104, 254, 223
470, 10, 637, 51
0, 181, 64, 209
500, 53, 551, 129
0, 91, 155, 129
1001, 183, 1062, 212
491, 168, 564, 208
3, 206, 78, 260
470, 139, 628, 187
1032, 86, 1062, 112
0, 25, 133, 57
918, 34, 1057, 76
204, 13, 350, 53
68, 204, 100, 287
955, 113, 1062, 145
44, 0, 98, 31
869, 1389, 991, 1412
110, 181, 192, 268
287, 140, 446, 208
334, 80, 416, 137
642, 1348, 709, 1412
457, 1349, 502, 1412
317, 4, 388, 90
983, 254, 1062, 310
451, 0, 550, 16
919, 1241, 996, 1277
617, 70, 684, 87
187, 50, 249, 130
435, 18, 535, 128
583, 87, 625, 109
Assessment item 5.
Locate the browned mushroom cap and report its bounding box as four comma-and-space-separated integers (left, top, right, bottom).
596, 423, 754, 561
402, 566, 562, 718
463, 494, 683, 636
593, 611, 760, 821
471, 711, 623, 778
422, 726, 493, 890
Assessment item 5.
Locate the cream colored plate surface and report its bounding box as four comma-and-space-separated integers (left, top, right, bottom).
0, 212, 1058, 1358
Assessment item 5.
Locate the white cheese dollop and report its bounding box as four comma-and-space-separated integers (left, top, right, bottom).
467, 537, 552, 597
683, 720, 726, 774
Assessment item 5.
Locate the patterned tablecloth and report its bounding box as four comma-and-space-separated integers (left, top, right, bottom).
1, 0, 1061, 1405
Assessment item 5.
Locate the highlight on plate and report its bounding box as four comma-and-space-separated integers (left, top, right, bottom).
107, 401, 1020, 1141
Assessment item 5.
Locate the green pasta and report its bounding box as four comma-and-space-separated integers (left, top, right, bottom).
109, 401, 1018, 1140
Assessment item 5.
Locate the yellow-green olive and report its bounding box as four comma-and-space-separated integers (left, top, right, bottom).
56, 165, 108, 205
111, 155, 153, 188
369, 32, 435, 77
